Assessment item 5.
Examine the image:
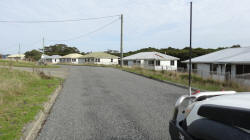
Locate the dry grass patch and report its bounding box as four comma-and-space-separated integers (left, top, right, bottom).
0, 59, 59, 68
0, 68, 61, 140
120, 66, 250, 92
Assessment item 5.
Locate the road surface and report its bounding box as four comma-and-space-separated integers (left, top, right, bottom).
37, 66, 187, 140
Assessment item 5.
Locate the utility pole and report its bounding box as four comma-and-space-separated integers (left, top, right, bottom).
188, 2, 193, 96
120, 14, 123, 67
42, 37, 45, 54
18, 43, 21, 55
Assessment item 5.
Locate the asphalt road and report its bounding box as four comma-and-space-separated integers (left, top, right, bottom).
37, 66, 187, 140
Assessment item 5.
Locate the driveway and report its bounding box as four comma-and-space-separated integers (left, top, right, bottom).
37, 66, 187, 140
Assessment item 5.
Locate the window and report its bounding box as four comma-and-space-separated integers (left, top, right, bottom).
72, 59, 76, 62
133, 60, 136, 64
170, 60, 175, 66
192, 64, 197, 69
236, 65, 250, 75
210, 64, 218, 72
124, 61, 128, 65
111, 59, 113, 62
148, 60, 154, 65
95, 58, 100, 62
156, 60, 160, 66
210, 64, 218, 75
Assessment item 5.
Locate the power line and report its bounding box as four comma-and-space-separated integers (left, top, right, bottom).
0, 15, 120, 23
48, 18, 120, 42
0, 17, 119, 51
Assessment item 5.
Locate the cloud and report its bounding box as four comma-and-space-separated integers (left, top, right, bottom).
0, 0, 250, 54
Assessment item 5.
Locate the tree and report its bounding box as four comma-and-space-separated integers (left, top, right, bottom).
231, 44, 241, 48
43, 44, 80, 56
25, 50, 42, 61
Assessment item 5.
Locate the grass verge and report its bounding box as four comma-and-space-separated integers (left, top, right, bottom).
54, 63, 250, 91
119, 67, 250, 92
0, 59, 59, 68
0, 68, 62, 140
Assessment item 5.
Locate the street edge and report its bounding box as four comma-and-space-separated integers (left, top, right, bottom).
121, 69, 205, 92
20, 85, 62, 140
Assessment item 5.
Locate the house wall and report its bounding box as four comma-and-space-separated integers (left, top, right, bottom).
128, 60, 134, 66
96, 58, 118, 65
52, 58, 60, 63
72, 58, 79, 64
125, 59, 177, 71
7, 57, 25, 60
196, 64, 211, 78
159, 60, 177, 70
79, 58, 118, 65
188, 63, 239, 81
60, 58, 79, 64
44, 58, 60, 64
231, 65, 236, 77
186, 63, 250, 86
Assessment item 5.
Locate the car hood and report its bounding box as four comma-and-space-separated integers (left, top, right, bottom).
186, 92, 250, 126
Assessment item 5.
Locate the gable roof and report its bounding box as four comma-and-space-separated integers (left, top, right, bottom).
42, 54, 61, 59
123, 52, 179, 60
61, 53, 83, 58
7, 54, 25, 58
80, 52, 118, 59
183, 47, 250, 64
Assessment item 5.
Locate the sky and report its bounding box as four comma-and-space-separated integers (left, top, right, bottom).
0, 0, 250, 54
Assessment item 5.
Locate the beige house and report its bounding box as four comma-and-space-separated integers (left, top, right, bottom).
7, 54, 25, 60
79, 52, 119, 65
60, 53, 83, 64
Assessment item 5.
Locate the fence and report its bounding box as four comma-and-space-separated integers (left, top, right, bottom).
177, 68, 250, 86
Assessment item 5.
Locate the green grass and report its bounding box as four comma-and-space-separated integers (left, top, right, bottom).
119, 66, 250, 92
0, 59, 59, 68
0, 68, 62, 140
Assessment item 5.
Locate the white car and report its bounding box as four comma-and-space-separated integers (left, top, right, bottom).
169, 91, 250, 140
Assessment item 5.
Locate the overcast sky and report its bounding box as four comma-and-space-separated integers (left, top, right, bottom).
0, 0, 250, 54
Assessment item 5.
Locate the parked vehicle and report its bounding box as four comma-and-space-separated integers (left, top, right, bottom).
169, 91, 250, 140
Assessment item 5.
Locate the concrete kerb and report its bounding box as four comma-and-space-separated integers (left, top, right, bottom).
20, 85, 62, 140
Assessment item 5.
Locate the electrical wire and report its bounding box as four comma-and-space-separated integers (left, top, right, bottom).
48, 18, 120, 42
0, 15, 120, 23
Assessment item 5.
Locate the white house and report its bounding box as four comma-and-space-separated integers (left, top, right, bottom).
123, 52, 179, 71
41, 54, 61, 64
79, 52, 119, 65
60, 53, 83, 64
7, 54, 25, 60
183, 47, 250, 80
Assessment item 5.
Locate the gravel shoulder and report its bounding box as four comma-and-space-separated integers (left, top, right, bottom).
36, 66, 187, 140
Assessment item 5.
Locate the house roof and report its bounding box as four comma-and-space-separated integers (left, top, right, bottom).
42, 54, 61, 59
123, 52, 179, 60
61, 53, 83, 58
7, 54, 25, 58
183, 47, 250, 64
80, 52, 118, 59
